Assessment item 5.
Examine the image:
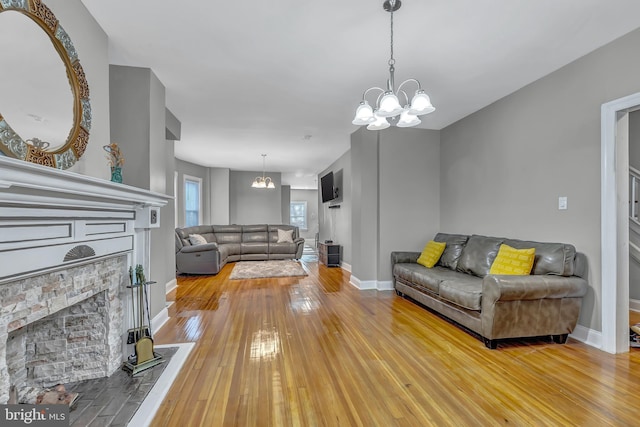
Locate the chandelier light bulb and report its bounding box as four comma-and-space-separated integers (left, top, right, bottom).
408, 90, 436, 116
396, 108, 421, 127
352, 101, 376, 125
367, 112, 391, 130
377, 92, 403, 117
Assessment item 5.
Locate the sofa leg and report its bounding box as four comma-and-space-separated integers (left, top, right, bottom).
395, 289, 404, 297
551, 334, 569, 344
484, 338, 498, 349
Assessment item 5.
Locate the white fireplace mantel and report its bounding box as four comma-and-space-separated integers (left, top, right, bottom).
0, 156, 172, 283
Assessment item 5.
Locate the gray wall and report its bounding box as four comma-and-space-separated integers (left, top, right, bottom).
109, 65, 174, 318
291, 189, 319, 241
281, 185, 291, 225
49, 0, 110, 179
229, 170, 282, 224
377, 128, 440, 281
440, 26, 640, 332
319, 150, 352, 265
350, 128, 379, 281
210, 167, 230, 225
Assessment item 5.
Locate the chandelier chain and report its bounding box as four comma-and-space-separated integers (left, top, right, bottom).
389, 6, 395, 66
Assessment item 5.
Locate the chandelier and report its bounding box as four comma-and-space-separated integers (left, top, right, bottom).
251, 154, 276, 189
352, 0, 435, 130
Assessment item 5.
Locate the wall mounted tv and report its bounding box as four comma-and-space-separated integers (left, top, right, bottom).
320, 171, 336, 203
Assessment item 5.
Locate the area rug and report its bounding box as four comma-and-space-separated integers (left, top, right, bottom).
229, 260, 308, 279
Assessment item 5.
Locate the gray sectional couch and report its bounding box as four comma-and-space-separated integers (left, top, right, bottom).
175, 224, 304, 275
392, 233, 588, 349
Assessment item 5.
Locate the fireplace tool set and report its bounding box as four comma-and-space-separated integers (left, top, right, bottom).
123, 264, 163, 375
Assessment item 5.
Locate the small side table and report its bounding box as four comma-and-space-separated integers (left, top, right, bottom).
318, 242, 340, 267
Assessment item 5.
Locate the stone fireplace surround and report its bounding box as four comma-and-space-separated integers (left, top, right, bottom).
0, 156, 171, 404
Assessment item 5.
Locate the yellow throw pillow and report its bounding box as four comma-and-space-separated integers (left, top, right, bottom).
417, 240, 447, 268
489, 244, 536, 275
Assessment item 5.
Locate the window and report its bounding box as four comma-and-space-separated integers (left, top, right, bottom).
184, 175, 202, 227
290, 201, 307, 230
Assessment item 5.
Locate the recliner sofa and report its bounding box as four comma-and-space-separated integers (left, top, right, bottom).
392, 233, 588, 349
175, 224, 304, 275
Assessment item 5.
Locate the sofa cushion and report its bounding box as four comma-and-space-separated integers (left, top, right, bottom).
489, 244, 535, 276
456, 235, 504, 277
504, 239, 576, 276
412, 266, 469, 294
439, 276, 483, 311
417, 241, 446, 268
189, 234, 207, 245
434, 233, 469, 270
277, 229, 294, 243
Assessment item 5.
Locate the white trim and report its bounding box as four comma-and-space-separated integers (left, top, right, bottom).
166, 278, 177, 294
631, 299, 640, 313
570, 324, 602, 349
349, 275, 377, 290
127, 342, 195, 427
341, 261, 352, 272
601, 92, 640, 353
376, 280, 394, 291
349, 275, 393, 291
183, 174, 203, 227
151, 306, 169, 334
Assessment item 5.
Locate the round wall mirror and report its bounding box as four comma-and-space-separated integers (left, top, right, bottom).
0, 0, 91, 169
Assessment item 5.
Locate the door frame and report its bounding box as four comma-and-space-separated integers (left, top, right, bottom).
601, 91, 640, 353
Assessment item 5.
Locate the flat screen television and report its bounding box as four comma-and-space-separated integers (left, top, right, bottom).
320, 171, 335, 203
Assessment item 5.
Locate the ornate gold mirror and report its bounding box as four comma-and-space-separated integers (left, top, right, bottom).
0, 0, 91, 169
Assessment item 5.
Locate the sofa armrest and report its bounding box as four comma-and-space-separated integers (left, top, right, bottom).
179, 242, 219, 253
482, 274, 588, 304
294, 238, 305, 259
391, 251, 420, 266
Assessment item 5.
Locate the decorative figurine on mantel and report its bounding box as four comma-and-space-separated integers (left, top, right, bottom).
123, 264, 163, 376
103, 142, 125, 183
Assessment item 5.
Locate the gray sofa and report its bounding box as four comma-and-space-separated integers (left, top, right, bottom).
392, 233, 588, 349
175, 224, 304, 275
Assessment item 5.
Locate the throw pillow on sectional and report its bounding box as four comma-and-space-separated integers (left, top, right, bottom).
417, 240, 446, 268
277, 229, 294, 243
189, 234, 207, 245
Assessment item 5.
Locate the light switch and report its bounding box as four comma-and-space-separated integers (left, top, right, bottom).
558, 196, 568, 210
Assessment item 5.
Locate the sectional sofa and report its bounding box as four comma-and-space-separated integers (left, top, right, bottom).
175, 224, 304, 275
392, 233, 588, 349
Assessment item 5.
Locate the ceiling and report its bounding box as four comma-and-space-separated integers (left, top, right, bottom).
80, 0, 640, 189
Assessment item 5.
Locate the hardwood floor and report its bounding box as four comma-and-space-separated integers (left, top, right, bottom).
152, 258, 640, 426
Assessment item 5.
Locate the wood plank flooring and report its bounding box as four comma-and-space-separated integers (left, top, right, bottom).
152, 257, 640, 426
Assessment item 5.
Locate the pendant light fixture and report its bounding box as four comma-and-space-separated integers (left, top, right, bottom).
251, 154, 276, 189
352, 0, 435, 130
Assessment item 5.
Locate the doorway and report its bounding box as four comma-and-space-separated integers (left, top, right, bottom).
601, 91, 640, 353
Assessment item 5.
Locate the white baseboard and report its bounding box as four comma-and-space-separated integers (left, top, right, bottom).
127, 342, 195, 427
349, 275, 393, 291
341, 262, 352, 272
151, 307, 169, 334
376, 280, 394, 291
570, 324, 602, 349
630, 298, 640, 312
166, 278, 177, 294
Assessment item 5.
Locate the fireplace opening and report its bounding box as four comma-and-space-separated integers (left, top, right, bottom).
0, 256, 127, 404
7, 291, 109, 403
